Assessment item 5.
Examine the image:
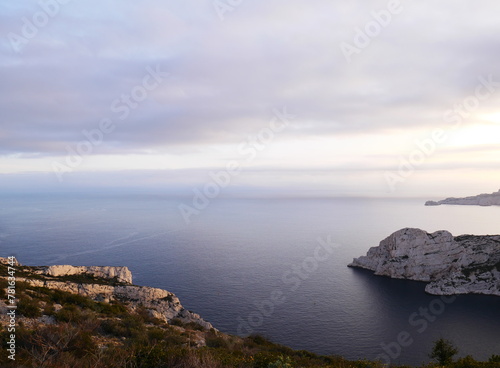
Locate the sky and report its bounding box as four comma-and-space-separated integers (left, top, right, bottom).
1, 0, 500, 198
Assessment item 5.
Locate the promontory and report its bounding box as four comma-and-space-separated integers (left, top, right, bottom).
425, 189, 500, 206
348, 228, 500, 296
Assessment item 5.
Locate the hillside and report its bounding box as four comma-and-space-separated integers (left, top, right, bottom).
1, 257, 499, 368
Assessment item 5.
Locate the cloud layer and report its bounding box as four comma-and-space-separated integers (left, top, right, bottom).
1, 0, 500, 195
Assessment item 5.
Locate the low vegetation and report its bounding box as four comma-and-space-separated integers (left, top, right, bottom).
0, 271, 498, 367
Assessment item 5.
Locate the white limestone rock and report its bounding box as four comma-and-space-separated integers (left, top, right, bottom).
8, 259, 214, 329
0, 257, 20, 266
425, 268, 500, 296
425, 189, 500, 206
348, 228, 500, 296
19, 274, 215, 330
38, 265, 133, 284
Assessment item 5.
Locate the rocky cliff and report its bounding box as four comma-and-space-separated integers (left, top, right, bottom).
36, 265, 133, 284
425, 189, 500, 206
348, 228, 500, 296
0, 258, 214, 330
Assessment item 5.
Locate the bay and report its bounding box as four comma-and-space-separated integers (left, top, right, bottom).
1, 193, 499, 366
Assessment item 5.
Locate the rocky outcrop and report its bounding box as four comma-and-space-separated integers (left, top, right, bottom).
0, 257, 20, 266
348, 228, 500, 296
7, 261, 214, 330
36, 265, 133, 284
425, 189, 500, 206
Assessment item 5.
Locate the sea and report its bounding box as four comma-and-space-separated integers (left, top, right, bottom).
1, 193, 499, 366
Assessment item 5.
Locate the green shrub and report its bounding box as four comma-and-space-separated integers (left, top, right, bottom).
184, 321, 205, 331
206, 334, 228, 348
352, 360, 386, 368
101, 318, 129, 337
17, 297, 41, 318
14, 281, 29, 293
294, 349, 317, 360
164, 332, 188, 346
134, 306, 163, 325
451, 355, 500, 368
429, 338, 458, 366
43, 302, 55, 316
48, 289, 94, 309
63, 293, 95, 309
170, 318, 185, 327
254, 351, 283, 368
147, 327, 167, 343
0, 278, 7, 299
248, 334, 274, 347
101, 314, 145, 339
56, 273, 125, 286
489, 354, 500, 363
95, 301, 127, 316
17, 323, 97, 365
268, 355, 293, 368
137, 345, 190, 368
67, 330, 97, 358
123, 314, 146, 335
55, 304, 88, 323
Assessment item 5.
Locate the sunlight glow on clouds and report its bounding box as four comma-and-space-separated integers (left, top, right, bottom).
449, 124, 500, 147
1, 0, 500, 197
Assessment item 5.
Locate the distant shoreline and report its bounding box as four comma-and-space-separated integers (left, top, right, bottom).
425, 189, 500, 207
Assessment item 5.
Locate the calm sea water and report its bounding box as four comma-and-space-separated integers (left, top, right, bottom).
1, 193, 499, 366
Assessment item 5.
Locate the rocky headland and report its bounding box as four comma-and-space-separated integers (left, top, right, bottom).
0, 258, 214, 330
425, 189, 500, 206
348, 228, 500, 296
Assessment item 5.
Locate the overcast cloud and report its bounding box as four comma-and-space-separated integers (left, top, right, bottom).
1, 0, 500, 196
